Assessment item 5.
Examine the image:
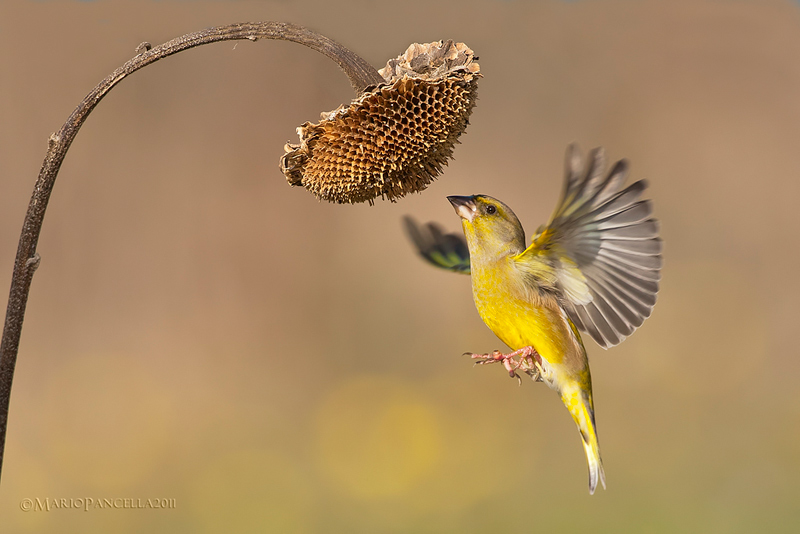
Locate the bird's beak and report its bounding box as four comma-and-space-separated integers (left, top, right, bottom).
447, 195, 477, 222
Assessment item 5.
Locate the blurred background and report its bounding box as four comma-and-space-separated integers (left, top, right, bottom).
1, 0, 799, 532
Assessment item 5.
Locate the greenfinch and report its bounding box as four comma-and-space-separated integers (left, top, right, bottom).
404, 145, 661, 494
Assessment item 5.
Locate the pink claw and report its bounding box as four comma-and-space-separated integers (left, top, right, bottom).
464, 346, 543, 382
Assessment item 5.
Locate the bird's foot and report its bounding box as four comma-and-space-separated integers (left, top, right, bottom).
465, 346, 544, 384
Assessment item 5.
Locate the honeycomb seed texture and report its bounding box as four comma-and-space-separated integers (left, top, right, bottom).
281, 40, 481, 204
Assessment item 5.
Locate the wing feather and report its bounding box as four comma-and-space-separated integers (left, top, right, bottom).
596, 201, 653, 229
575, 305, 604, 347
513, 146, 662, 348
403, 216, 471, 274
595, 254, 661, 282
586, 279, 640, 331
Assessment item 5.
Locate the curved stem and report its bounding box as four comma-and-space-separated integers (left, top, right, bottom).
0, 21, 384, 481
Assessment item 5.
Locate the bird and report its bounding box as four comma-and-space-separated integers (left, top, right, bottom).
403, 145, 662, 494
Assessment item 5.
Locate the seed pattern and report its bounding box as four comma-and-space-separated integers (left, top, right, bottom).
281, 40, 481, 204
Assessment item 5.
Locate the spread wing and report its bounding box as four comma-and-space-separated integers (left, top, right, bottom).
403, 216, 471, 274
513, 145, 662, 348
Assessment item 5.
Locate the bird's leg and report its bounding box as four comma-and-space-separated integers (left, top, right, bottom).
520, 351, 547, 383
465, 346, 543, 382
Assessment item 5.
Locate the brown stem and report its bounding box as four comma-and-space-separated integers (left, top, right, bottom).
0, 21, 384, 482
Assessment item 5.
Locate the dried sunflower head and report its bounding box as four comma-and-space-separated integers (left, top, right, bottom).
281, 40, 481, 204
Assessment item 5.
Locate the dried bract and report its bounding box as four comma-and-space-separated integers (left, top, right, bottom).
281, 40, 481, 204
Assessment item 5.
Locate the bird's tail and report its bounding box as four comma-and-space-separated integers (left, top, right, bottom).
561, 386, 606, 494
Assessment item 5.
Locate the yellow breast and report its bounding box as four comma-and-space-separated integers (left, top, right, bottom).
471, 259, 580, 369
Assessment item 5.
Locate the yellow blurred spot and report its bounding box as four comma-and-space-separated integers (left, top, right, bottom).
314, 375, 442, 499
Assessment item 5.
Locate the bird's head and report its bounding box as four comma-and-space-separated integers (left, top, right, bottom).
447, 195, 526, 261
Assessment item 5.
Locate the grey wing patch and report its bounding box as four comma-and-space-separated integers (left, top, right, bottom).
403, 216, 471, 274
552, 146, 662, 349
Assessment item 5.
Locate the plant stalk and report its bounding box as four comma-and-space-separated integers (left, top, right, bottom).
0, 21, 383, 482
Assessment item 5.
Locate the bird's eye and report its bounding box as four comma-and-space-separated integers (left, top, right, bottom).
486, 205, 497, 215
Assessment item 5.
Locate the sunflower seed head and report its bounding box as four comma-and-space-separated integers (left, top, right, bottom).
281, 40, 481, 204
